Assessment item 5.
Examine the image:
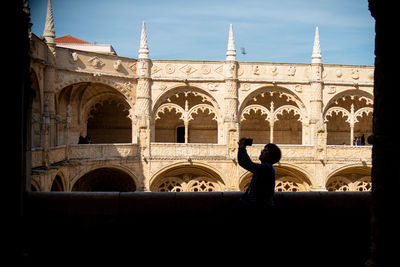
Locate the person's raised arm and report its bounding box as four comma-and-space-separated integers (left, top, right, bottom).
237, 138, 263, 173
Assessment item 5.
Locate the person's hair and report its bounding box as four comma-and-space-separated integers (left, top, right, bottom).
265, 143, 281, 164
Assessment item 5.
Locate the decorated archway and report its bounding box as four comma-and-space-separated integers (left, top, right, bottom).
326, 165, 372, 191
324, 91, 373, 145
56, 82, 133, 144
152, 87, 222, 144
239, 87, 306, 144
239, 164, 312, 191
71, 167, 137, 192
150, 163, 225, 192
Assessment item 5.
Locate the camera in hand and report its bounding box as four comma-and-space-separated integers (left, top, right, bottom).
244, 138, 253, 146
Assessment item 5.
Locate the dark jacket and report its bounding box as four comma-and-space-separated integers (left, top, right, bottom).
238, 147, 276, 206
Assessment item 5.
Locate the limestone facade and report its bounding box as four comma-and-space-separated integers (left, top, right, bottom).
29, 8, 373, 193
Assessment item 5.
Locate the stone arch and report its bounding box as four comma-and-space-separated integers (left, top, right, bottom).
150, 162, 225, 192
31, 178, 40, 192
239, 85, 307, 117
85, 96, 132, 143
50, 174, 65, 191
324, 89, 373, 115
152, 86, 222, 115
239, 86, 306, 144
274, 164, 313, 191
54, 74, 135, 106
238, 171, 253, 191
324, 90, 373, 145
238, 163, 312, 191
71, 165, 138, 192
152, 86, 222, 143
51, 172, 66, 191
326, 164, 372, 191
56, 82, 133, 144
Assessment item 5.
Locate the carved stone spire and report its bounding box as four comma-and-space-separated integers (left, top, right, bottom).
226, 24, 236, 61
43, 0, 55, 45
138, 21, 149, 59
312, 26, 322, 64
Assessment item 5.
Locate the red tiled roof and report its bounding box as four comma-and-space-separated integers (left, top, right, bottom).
55, 35, 90, 44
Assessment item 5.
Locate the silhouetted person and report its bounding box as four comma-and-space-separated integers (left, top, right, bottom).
78, 135, 86, 144
354, 136, 360, 146
234, 138, 281, 218
361, 134, 365, 145
85, 135, 92, 144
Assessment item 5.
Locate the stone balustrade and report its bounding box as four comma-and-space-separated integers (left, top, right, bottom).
31, 143, 372, 168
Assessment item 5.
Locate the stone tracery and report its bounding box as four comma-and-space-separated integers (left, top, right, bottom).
151, 174, 222, 192
324, 93, 373, 145
240, 89, 304, 144
153, 89, 220, 143
326, 176, 372, 192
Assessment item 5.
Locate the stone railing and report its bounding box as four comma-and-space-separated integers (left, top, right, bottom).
69, 143, 139, 160
31, 144, 139, 168
31, 143, 372, 168
326, 145, 372, 161
247, 144, 316, 160
150, 143, 227, 159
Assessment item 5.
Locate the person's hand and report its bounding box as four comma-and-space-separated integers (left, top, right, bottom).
238, 137, 247, 148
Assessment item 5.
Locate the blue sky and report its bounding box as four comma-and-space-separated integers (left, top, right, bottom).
29, 0, 375, 65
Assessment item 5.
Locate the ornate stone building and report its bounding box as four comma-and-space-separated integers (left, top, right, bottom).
29, 1, 373, 193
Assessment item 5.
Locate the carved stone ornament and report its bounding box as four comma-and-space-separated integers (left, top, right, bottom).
88, 56, 105, 69
158, 83, 167, 91
294, 84, 302, 93
129, 63, 137, 73
165, 64, 175, 74
180, 64, 197, 76
214, 65, 224, 76
351, 69, 360, 80
208, 83, 218, 91
151, 64, 162, 75
335, 69, 342, 78
328, 86, 336, 94
271, 66, 278, 76
288, 66, 296, 76
71, 52, 78, 63
226, 62, 236, 78
241, 83, 250, 91
201, 65, 211, 75
113, 60, 122, 71
253, 65, 260, 75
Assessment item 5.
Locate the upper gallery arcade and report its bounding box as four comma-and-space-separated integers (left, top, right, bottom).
29, 0, 373, 193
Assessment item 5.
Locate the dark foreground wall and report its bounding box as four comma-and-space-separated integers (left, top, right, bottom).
24, 192, 371, 266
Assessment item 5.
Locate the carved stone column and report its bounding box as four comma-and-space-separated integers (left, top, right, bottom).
224, 25, 239, 151
310, 70, 323, 145
309, 27, 327, 190
136, 59, 151, 157
42, 44, 57, 166
64, 104, 72, 160
135, 22, 152, 192
224, 63, 239, 150
309, 26, 324, 145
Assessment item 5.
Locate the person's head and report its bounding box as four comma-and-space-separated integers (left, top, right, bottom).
259, 143, 281, 164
